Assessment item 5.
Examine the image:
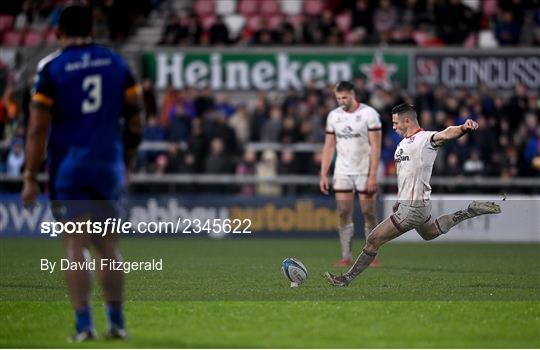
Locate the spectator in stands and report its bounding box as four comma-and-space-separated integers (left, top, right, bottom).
176, 11, 202, 45
236, 149, 257, 196
373, 0, 398, 42
165, 143, 182, 173
142, 78, 157, 119
187, 118, 207, 173
205, 138, 230, 174
6, 137, 24, 176
251, 18, 278, 45
463, 150, 486, 176
160, 85, 178, 128
215, 93, 235, 118
14, 0, 33, 31
280, 114, 300, 144
204, 137, 234, 193
228, 104, 250, 144
278, 149, 298, 175
139, 115, 165, 171
351, 0, 373, 37
194, 88, 214, 116
168, 103, 192, 142
495, 10, 521, 46
209, 15, 230, 45
319, 9, 341, 44
434, 0, 473, 44
302, 15, 325, 44
249, 92, 270, 142
261, 106, 282, 142
256, 150, 280, 196
279, 20, 297, 45
158, 12, 180, 45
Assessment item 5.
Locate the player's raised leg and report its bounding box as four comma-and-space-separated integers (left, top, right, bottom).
335, 191, 355, 267
431, 201, 501, 235
92, 233, 127, 339
414, 201, 501, 241
359, 192, 380, 267
62, 217, 97, 341
325, 216, 402, 286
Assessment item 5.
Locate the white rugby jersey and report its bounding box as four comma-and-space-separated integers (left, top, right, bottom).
394, 129, 439, 205
326, 103, 381, 175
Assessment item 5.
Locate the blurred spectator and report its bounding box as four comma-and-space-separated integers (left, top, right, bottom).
209, 15, 230, 45
228, 104, 250, 144
236, 150, 257, 196
351, 0, 373, 36
445, 152, 462, 177
142, 78, 157, 119
205, 138, 233, 177
249, 93, 270, 141
261, 106, 282, 142
139, 115, 165, 171
256, 150, 280, 196
463, 150, 486, 176
6, 137, 24, 176
495, 10, 521, 46
160, 86, 178, 128
165, 143, 182, 173
187, 118, 207, 173
435, 0, 474, 45
177, 11, 203, 45
278, 149, 298, 175
168, 103, 191, 142
373, 0, 398, 41
215, 93, 235, 118
251, 18, 279, 45
194, 88, 214, 116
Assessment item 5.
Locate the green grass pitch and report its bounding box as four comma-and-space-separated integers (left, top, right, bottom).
1, 238, 539, 348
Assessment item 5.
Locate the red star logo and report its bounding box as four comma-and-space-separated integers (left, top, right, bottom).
360, 52, 397, 90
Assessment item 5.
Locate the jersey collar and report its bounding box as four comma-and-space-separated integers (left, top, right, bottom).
406, 128, 424, 139
343, 101, 361, 114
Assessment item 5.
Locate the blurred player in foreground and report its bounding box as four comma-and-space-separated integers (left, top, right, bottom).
320, 81, 381, 268
324, 103, 501, 286
22, 5, 143, 341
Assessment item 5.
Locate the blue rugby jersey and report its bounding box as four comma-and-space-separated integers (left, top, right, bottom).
32, 43, 140, 199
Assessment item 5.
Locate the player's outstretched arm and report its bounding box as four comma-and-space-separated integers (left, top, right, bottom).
431, 119, 478, 147
320, 133, 336, 194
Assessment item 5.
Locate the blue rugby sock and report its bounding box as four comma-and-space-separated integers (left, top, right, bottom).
106, 302, 125, 329
75, 305, 93, 333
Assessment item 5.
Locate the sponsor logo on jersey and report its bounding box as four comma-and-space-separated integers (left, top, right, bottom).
394, 148, 410, 163
336, 126, 361, 139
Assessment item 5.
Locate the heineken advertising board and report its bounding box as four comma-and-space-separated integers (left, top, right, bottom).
142, 51, 409, 91
415, 53, 540, 90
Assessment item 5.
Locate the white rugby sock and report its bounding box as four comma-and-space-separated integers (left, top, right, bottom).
344, 249, 377, 282
339, 223, 354, 260
434, 207, 478, 234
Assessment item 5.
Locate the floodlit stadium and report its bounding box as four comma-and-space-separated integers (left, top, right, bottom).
0, 0, 539, 348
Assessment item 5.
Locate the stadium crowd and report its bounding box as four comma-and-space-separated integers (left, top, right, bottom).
0, 1, 539, 47
0, 0, 539, 195
159, 0, 540, 47
1, 73, 539, 185
0, 0, 156, 45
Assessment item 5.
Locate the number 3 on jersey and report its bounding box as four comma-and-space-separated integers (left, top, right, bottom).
82, 74, 102, 114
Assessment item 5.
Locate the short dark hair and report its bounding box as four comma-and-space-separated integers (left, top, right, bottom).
391, 103, 417, 120
59, 5, 93, 38
335, 81, 355, 93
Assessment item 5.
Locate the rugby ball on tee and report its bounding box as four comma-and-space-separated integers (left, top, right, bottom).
281, 257, 308, 287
